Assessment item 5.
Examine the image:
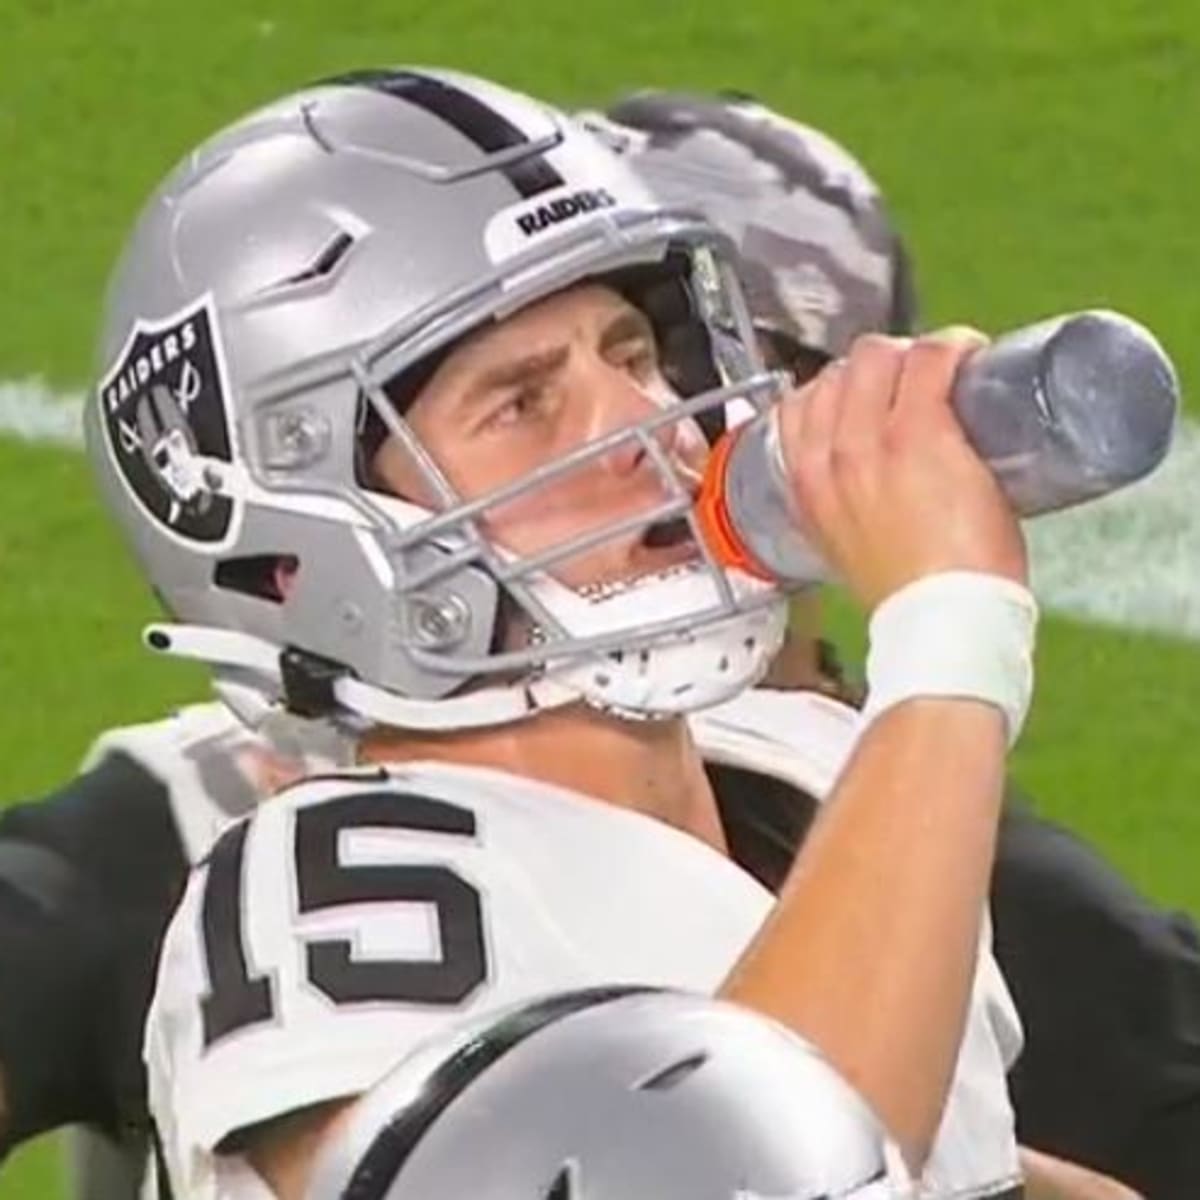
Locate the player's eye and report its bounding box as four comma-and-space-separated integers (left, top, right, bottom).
609, 335, 660, 383
482, 384, 552, 431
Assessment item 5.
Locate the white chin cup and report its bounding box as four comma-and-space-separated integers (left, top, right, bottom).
146, 563, 788, 732
529, 565, 789, 718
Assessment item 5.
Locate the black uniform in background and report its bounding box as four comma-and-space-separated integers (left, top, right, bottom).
0, 755, 185, 1149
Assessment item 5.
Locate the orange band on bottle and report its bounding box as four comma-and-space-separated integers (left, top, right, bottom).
694, 429, 775, 581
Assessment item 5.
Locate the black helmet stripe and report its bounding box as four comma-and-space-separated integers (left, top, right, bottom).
321, 68, 565, 199
339, 986, 659, 1200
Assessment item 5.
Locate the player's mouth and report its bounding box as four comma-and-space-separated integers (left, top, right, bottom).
567, 515, 703, 600
632, 514, 699, 568
640, 515, 695, 550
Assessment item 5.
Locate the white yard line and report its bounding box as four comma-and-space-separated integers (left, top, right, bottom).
3, 376, 1198, 641
0, 378, 84, 447
1027, 418, 1200, 640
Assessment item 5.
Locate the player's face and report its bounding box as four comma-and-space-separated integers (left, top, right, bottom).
372, 283, 709, 588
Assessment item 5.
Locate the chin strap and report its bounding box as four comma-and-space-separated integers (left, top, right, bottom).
144, 622, 580, 732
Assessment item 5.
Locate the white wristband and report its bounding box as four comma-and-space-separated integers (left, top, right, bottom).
862, 571, 1038, 747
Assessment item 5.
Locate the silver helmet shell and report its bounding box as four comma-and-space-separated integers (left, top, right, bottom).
304, 988, 907, 1200
86, 69, 788, 731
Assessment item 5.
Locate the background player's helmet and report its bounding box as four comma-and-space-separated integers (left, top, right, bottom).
304, 988, 908, 1200
85, 69, 788, 732
579, 90, 918, 384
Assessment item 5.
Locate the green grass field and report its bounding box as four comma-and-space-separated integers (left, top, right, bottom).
1, 1, 1199, 1195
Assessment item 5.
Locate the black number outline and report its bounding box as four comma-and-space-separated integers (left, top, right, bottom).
294, 791, 488, 1006
198, 790, 488, 1049
199, 820, 277, 1046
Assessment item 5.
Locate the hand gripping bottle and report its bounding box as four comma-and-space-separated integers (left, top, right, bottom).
697, 311, 1180, 584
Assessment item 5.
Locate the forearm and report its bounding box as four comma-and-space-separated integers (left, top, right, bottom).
1020, 1147, 1144, 1199
721, 697, 1007, 1169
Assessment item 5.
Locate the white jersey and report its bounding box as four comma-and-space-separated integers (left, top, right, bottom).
145, 761, 773, 1199
95, 690, 1021, 1199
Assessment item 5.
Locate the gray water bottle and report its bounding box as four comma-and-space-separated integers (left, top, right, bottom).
716, 310, 1180, 585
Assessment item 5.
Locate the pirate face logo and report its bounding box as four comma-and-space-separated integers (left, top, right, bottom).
98, 297, 236, 543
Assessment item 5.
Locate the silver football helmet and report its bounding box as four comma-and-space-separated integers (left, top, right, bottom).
304, 988, 911, 1200
579, 90, 917, 384
85, 69, 789, 732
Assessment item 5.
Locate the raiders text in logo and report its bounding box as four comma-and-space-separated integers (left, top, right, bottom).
102, 320, 198, 410
515, 188, 617, 236
97, 297, 236, 544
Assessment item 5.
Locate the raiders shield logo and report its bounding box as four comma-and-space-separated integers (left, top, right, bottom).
98, 297, 236, 543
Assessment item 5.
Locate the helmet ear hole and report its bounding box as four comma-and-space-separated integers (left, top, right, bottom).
213, 555, 298, 603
